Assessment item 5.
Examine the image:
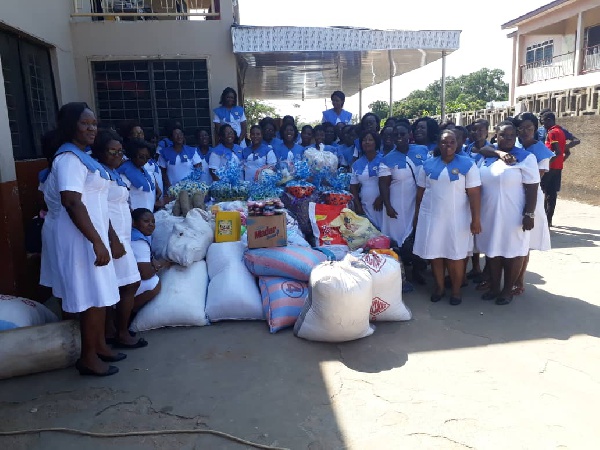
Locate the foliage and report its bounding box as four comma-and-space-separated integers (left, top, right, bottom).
243, 99, 278, 126
368, 68, 509, 119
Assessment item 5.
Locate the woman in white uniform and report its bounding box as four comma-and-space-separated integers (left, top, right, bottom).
118, 139, 158, 212
414, 130, 482, 305
379, 126, 419, 248
242, 125, 277, 182
52, 102, 123, 376
209, 124, 242, 181
157, 126, 202, 189
477, 121, 540, 305
512, 113, 554, 296
93, 130, 147, 349
39, 131, 64, 301
195, 129, 214, 186
350, 131, 384, 229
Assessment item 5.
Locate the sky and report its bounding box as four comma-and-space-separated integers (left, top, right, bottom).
237, 0, 551, 122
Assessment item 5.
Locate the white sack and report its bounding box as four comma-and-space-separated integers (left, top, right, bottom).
0, 295, 58, 330
151, 210, 184, 259
166, 208, 214, 266
294, 256, 374, 342
131, 260, 209, 331
206, 242, 263, 321
359, 253, 412, 321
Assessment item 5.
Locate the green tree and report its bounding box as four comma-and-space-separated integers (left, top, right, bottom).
243, 99, 278, 126
368, 68, 509, 119
368, 100, 390, 120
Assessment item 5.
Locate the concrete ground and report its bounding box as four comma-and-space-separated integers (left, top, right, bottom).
1, 198, 599, 450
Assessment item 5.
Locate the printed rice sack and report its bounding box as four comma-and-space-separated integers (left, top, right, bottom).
167, 208, 214, 266
330, 208, 383, 250
0, 295, 59, 331
131, 260, 209, 331
244, 245, 327, 282
206, 242, 263, 321
151, 210, 184, 259
294, 256, 374, 342
308, 202, 347, 246
359, 253, 412, 322
259, 277, 308, 333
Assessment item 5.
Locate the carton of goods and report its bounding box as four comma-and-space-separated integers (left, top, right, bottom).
246, 214, 287, 249
214, 211, 241, 243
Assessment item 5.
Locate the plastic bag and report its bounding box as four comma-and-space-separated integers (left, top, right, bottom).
330, 208, 382, 250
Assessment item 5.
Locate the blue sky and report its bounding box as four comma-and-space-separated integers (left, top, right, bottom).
238, 0, 551, 122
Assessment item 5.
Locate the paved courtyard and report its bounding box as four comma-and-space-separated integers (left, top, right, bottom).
1, 198, 599, 450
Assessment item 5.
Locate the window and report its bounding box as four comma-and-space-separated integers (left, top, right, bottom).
93, 60, 211, 143
525, 40, 554, 68
0, 30, 58, 160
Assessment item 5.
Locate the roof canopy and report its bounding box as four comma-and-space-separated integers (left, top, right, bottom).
232, 26, 461, 100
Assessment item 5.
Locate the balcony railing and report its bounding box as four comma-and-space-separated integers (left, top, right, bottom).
520, 52, 575, 85
71, 0, 220, 20
583, 44, 600, 73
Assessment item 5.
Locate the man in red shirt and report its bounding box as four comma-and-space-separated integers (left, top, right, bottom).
541, 112, 567, 227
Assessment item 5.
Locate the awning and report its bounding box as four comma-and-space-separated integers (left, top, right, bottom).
231, 25, 461, 100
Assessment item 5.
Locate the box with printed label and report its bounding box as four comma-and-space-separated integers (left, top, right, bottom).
246, 214, 287, 249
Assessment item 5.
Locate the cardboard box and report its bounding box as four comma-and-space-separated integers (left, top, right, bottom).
246, 214, 287, 249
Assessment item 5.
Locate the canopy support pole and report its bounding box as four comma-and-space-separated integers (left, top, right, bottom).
441, 50, 447, 120
359, 79, 363, 119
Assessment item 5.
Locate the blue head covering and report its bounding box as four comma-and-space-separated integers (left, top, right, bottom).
213, 105, 244, 124
100, 164, 128, 188
117, 160, 155, 192
383, 149, 410, 169
407, 144, 429, 167
523, 140, 554, 163
423, 154, 474, 181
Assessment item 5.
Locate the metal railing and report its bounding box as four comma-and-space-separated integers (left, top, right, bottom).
71, 0, 220, 20
520, 52, 575, 85
583, 44, 600, 73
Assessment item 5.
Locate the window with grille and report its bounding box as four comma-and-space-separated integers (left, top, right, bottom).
0, 30, 58, 160
93, 60, 211, 144
525, 40, 554, 68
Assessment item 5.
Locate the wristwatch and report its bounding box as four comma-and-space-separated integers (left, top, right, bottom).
523, 212, 535, 219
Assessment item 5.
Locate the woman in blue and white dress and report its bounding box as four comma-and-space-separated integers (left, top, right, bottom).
118, 139, 158, 212
378, 127, 418, 249
274, 123, 305, 163
242, 125, 277, 182
209, 124, 242, 181
195, 129, 214, 186
511, 112, 554, 295
52, 102, 122, 376
414, 129, 482, 306
322, 90, 352, 125
157, 126, 202, 189
350, 130, 384, 229
213, 87, 247, 144
93, 130, 145, 349
477, 121, 540, 306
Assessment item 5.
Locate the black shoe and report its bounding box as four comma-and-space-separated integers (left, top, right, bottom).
495, 296, 513, 306
112, 337, 148, 349
75, 359, 119, 377
430, 291, 445, 302
412, 270, 426, 285
481, 291, 498, 301
449, 296, 462, 306
97, 352, 127, 363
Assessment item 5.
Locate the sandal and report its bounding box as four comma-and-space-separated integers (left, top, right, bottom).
112, 337, 148, 349
481, 291, 498, 301
495, 296, 513, 306
476, 280, 491, 291
511, 286, 525, 296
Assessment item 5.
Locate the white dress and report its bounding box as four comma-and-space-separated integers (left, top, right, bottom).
39, 170, 64, 298
107, 179, 141, 287
414, 158, 481, 260
477, 153, 541, 258
145, 160, 164, 198
53, 152, 120, 313
243, 148, 277, 182
378, 153, 418, 247
120, 173, 156, 212
351, 162, 383, 230
157, 147, 202, 185
530, 157, 551, 251
131, 239, 160, 296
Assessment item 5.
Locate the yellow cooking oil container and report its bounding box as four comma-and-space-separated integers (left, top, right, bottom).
215, 211, 241, 242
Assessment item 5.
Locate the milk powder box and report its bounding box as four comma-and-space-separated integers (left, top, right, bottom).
246, 214, 287, 249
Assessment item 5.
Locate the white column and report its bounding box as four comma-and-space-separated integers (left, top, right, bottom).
0, 54, 17, 184
440, 51, 447, 119
574, 11, 584, 75
388, 50, 393, 118
510, 33, 519, 106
